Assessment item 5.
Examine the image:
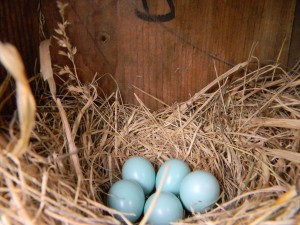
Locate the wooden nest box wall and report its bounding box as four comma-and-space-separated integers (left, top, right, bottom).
0, 0, 300, 110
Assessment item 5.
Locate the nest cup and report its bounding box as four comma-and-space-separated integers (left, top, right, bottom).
0, 2, 299, 225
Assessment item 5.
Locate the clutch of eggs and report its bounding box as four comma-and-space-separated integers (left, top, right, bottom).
107, 156, 220, 224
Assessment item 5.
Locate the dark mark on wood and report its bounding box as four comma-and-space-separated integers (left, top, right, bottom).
135, 0, 175, 22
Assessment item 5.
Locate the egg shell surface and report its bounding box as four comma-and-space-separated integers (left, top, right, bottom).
122, 156, 155, 195
144, 191, 184, 225
179, 170, 220, 213
155, 159, 190, 195
107, 179, 145, 222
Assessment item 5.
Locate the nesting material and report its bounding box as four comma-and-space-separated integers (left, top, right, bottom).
0, 2, 300, 225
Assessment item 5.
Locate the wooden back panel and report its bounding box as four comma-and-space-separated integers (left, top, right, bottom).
0, 0, 298, 110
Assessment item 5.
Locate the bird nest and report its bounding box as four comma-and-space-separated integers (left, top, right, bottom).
0, 2, 299, 225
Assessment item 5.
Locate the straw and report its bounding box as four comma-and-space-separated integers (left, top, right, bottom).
0, 1, 299, 224
0, 42, 36, 157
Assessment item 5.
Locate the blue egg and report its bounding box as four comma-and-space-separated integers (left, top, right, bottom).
156, 159, 190, 195
179, 170, 220, 213
144, 192, 184, 225
122, 156, 155, 195
107, 180, 145, 222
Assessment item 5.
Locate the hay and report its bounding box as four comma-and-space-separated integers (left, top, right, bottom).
0, 42, 36, 157
0, 2, 300, 225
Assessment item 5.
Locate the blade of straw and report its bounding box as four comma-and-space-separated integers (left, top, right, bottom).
39, 39, 56, 97
0, 42, 36, 157
139, 165, 170, 225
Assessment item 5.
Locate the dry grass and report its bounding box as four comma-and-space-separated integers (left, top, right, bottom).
0, 2, 299, 225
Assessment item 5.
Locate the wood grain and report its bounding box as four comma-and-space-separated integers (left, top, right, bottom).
1, 0, 297, 111
41, 0, 118, 96
0, 0, 39, 114
0, 0, 39, 76
115, 0, 296, 108
288, 0, 300, 68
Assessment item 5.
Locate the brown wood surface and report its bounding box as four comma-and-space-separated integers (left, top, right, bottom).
116, 0, 296, 109
0, 0, 39, 114
0, 0, 39, 76
1, 0, 297, 111
42, 0, 296, 109
289, 0, 300, 68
